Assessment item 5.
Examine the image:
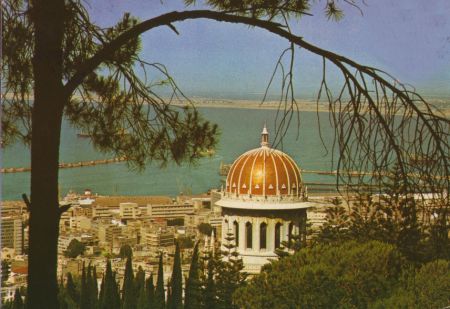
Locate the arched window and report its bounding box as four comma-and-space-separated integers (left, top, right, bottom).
275, 222, 282, 249
246, 222, 253, 249
233, 221, 239, 246
260, 222, 267, 250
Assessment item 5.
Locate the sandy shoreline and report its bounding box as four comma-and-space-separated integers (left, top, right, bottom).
172, 98, 450, 116
174, 99, 328, 112
4, 92, 449, 115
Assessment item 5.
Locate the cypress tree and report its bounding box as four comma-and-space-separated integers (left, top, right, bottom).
135, 266, 145, 297
112, 272, 121, 309
12, 288, 24, 309
154, 254, 165, 309
98, 274, 105, 308
92, 266, 99, 305
215, 234, 246, 309
135, 266, 146, 309
170, 243, 183, 309
66, 272, 79, 304
86, 264, 95, 309
185, 242, 201, 309
146, 274, 155, 308
122, 257, 136, 309
58, 275, 68, 309
80, 263, 89, 309
137, 281, 148, 309
100, 260, 120, 309
203, 254, 216, 309
166, 278, 172, 309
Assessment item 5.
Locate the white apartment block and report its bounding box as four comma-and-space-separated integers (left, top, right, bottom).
119, 202, 140, 220
147, 203, 194, 219
141, 228, 174, 248
98, 224, 122, 244
1, 216, 23, 255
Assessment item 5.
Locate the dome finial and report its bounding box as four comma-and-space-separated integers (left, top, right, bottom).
261, 122, 269, 147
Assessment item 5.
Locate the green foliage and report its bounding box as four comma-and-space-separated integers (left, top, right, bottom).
377, 166, 422, 261
122, 257, 136, 309
166, 279, 173, 309
212, 232, 247, 309
184, 242, 201, 309
58, 285, 78, 309
2, 1, 219, 169
202, 255, 216, 309
86, 264, 98, 308
80, 263, 88, 309
112, 272, 121, 308
98, 274, 105, 308
177, 236, 194, 249
276, 220, 311, 258
154, 254, 166, 309
12, 288, 24, 309
145, 274, 155, 308
316, 166, 449, 263
65, 239, 85, 258
134, 266, 145, 297
58, 272, 79, 309
184, 0, 359, 21
371, 260, 450, 309
66, 272, 79, 304
169, 243, 183, 309
234, 241, 403, 308
78, 263, 98, 309
91, 266, 98, 306
119, 244, 133, 260
136, 268, 148, 309
99, 260, 120, 309
197, 223, 213, 236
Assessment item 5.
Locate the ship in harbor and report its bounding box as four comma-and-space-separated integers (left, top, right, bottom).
76, 131, 90, 138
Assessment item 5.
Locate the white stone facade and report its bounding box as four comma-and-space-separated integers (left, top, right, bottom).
219, 202, 308, 273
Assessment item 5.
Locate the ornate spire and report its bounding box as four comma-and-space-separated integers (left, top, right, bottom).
261, 123, 269, 147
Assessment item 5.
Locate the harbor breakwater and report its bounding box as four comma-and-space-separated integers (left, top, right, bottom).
1, 157, 128, 174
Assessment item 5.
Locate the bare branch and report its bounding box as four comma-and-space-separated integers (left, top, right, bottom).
21, 193, 32, 212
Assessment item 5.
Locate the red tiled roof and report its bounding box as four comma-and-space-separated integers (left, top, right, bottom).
11, 266, 28, 274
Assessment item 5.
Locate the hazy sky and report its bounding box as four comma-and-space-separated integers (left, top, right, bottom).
87, 1, 450, 99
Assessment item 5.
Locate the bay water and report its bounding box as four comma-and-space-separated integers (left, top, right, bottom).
2, 107, 337, 200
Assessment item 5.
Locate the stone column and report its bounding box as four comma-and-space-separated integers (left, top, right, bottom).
222, 216, 229, 240
294, 220, 300, 235
282, 221, 290, 242
254, 217, 260, 252
267, 219, 275, 252
300, 211, 307, 243
238, 217, 245, 252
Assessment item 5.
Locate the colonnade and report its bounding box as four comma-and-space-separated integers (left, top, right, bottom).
222, 215, 300, 254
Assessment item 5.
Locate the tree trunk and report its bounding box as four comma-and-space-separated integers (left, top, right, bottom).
28, 0, 65, 308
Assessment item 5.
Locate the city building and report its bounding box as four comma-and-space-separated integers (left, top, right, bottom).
92, 205, 113, 219
98, 224, 122, 244
57, 233, 98, 254
119, 202, 140, 220
147, 202, 195, 219
141, 227, 175, 249
217, 125, 312, 273
1, 216, 23, 255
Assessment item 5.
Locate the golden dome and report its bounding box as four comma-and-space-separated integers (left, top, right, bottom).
225, 125, 304, 197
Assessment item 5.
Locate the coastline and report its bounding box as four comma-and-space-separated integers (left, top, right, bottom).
171, 98, 450, 116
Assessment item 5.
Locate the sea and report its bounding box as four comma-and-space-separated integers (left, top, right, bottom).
1, 107, 338, 200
